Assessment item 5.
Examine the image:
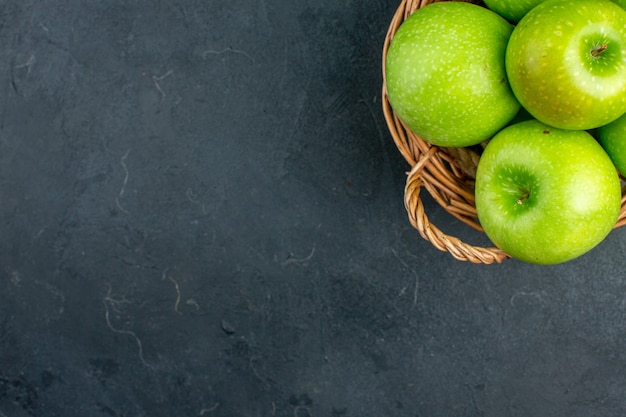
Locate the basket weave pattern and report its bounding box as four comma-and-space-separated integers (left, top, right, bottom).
381, 0, 626, 264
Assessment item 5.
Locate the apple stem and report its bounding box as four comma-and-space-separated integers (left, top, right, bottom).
517, 190, 530, 205
591, 43, 608, 58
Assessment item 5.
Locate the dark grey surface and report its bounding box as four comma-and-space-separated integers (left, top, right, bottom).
2, 1, 626, 416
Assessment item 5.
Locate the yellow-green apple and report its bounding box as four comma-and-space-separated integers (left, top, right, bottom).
505, 0, 626, 130
385, 2, 520, 147
475, 120, 622, 264
483, 0, 546, 23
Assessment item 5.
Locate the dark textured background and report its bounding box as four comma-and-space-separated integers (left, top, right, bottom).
1, 1, 626, 416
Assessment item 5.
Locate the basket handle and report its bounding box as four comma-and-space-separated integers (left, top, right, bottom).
404, 148, 510, 264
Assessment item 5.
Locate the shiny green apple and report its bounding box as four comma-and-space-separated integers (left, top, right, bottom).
475, 120, 622, 264
598, 112, 626, 177
505, 0, 626, 130
385, 2, 520, 147
483, 0, 546, 23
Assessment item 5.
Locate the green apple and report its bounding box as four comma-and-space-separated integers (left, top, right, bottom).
598, 112, 626, 177
475, 120, 622, 264
385, 2, 520, 147
505, 0, 626, 130
483, 0, 546, 23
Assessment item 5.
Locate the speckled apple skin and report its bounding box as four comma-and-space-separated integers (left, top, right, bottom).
506, 0, 626, 130
483, 0, 546, 23
385, 2, 520, 148
475, 120, 622, 264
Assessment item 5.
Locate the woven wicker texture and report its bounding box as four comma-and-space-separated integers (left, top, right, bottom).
381, 0, 626, 264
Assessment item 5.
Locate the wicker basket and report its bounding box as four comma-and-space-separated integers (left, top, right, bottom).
381, 0, 626, 264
